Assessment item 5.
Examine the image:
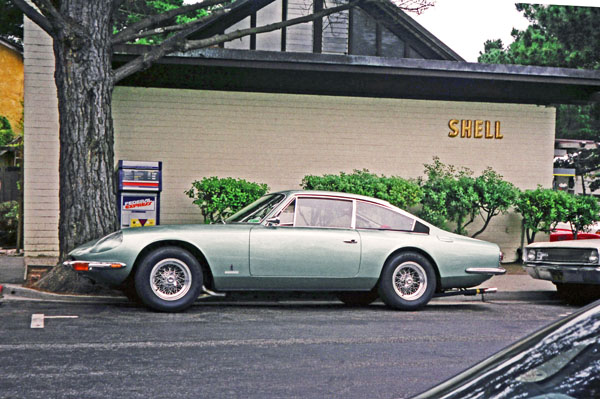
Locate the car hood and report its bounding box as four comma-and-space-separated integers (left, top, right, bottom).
526, 239, 600, 249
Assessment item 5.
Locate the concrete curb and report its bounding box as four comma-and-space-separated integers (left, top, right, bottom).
1, 284, 128, 303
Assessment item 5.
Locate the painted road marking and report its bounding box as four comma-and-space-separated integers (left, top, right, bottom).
30, 314, 79, 329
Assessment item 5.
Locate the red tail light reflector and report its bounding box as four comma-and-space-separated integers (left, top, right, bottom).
72, 262, 90, 271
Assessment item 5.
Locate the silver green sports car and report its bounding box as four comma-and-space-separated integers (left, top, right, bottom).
66, 190, 505, 312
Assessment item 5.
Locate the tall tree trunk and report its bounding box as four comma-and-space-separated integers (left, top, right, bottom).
34, 2, 118, 292
54, 1, 118, 260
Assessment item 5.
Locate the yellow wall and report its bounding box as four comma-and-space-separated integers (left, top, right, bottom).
0, 43, 24, 133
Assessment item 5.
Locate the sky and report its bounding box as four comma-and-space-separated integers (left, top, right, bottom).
408, 0, 600, 62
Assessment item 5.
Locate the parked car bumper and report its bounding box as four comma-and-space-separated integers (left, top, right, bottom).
523, 263, 600, 285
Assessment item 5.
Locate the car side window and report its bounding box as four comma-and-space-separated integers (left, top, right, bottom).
278, 199, 295, 226
355, 201, 414, 231
295, 197, 353, 228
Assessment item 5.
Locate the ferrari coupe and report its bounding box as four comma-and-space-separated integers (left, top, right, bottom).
66, 190, 505, 312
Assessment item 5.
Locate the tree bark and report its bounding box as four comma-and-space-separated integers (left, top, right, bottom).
35, 2, 119, 292
54, 2, 119, 258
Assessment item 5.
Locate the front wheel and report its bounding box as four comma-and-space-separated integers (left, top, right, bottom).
378, 252, 436, 311
135, 246, 203, 312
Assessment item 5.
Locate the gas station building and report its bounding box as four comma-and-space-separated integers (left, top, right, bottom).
23, 0, 600, 266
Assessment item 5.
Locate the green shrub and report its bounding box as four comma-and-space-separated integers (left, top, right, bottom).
185, 177, 269, 223
418, 158, 518, 237
0, 116, 16, 146
418, 158, 478, 234
565, 195, 600, 238
301, 169, 422, 209
0, 200, 18, 246
515, 187, 572, 243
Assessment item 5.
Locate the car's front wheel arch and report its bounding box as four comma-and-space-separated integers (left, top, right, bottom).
131, 240, 214, 291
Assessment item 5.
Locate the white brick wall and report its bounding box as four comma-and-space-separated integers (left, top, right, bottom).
112, 87, 555, 260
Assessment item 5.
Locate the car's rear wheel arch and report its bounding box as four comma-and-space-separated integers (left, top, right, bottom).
381, 247, 441, 291
132, 240, 214, 290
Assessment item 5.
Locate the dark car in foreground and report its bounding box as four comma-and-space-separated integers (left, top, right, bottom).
411, 300, 600, 399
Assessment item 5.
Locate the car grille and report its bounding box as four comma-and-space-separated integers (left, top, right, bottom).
532, 248, 597, 264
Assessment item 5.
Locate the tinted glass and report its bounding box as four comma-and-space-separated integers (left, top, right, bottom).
296, 198, 352, 228
226, 194, 285, 223
430, 304, 600, 399
278, 199, 295, 226
355, 201, 414, 231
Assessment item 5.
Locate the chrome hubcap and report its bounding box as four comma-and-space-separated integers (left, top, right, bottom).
392, 261, 427, 301
150, 258, 192, 301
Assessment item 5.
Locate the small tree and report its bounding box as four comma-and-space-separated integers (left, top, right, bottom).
418, 158, 478, 235
185, 177, 268, 223
471, 168, 518, 238
301, 169, 422, 209
419, 159, 518, 237
515, 187, 571, 244
564, 195, 600, 239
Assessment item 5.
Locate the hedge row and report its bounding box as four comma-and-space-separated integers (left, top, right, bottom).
187, 159, 600, 242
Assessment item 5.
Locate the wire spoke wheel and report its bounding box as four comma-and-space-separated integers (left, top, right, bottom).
392, 261, 427, 301
150, 258, 192, 301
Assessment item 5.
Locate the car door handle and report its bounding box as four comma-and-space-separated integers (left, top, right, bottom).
343, 239, 358, 244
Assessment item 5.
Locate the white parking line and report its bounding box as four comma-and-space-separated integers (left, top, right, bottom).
30, 314, 79, 329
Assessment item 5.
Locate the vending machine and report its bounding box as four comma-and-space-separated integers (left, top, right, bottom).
117, 160, 162, 228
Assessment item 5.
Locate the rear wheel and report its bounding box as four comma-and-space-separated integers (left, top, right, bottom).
135, 246, 203, 312
337, 290, 379, 307
378, 252, 436, 310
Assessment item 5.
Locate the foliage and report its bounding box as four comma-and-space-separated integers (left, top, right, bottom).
471, 168, 519, 238
301, 169, 423, 210
0, 116, 16, 147
0, 201, 18, 246
563, 195, 600, 239
114, 0, 210, 45
479, 5, 600, 69
515, 188, 571, 244
417, 158, 478, 235
516, 187, 600, 243
418, 158, 517, 237
0, 0, 23, 45
185, 177, 269, 223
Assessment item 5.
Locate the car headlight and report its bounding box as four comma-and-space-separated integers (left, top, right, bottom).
91, 231, 123, 253
526, 249, 536, 262
589, 251, 599, 263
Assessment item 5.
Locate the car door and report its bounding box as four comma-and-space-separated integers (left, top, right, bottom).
249, 196, 361, 278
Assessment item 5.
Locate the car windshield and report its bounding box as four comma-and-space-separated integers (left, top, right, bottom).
436, 303, 600, 399
226, 194, 285, 223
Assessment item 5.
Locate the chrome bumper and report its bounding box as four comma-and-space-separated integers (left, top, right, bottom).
523, 264, 600, 284
64, 260, 126, 271
465, 267, 506, 275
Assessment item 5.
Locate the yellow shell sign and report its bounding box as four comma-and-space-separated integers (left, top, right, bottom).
448, 119, 503, 139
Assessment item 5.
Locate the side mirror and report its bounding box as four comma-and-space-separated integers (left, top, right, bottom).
265, 217, 280, 227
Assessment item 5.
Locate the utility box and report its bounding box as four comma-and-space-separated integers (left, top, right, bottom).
117, 160, 162, 228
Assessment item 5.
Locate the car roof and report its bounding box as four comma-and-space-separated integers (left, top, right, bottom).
272, 190, 395, 208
